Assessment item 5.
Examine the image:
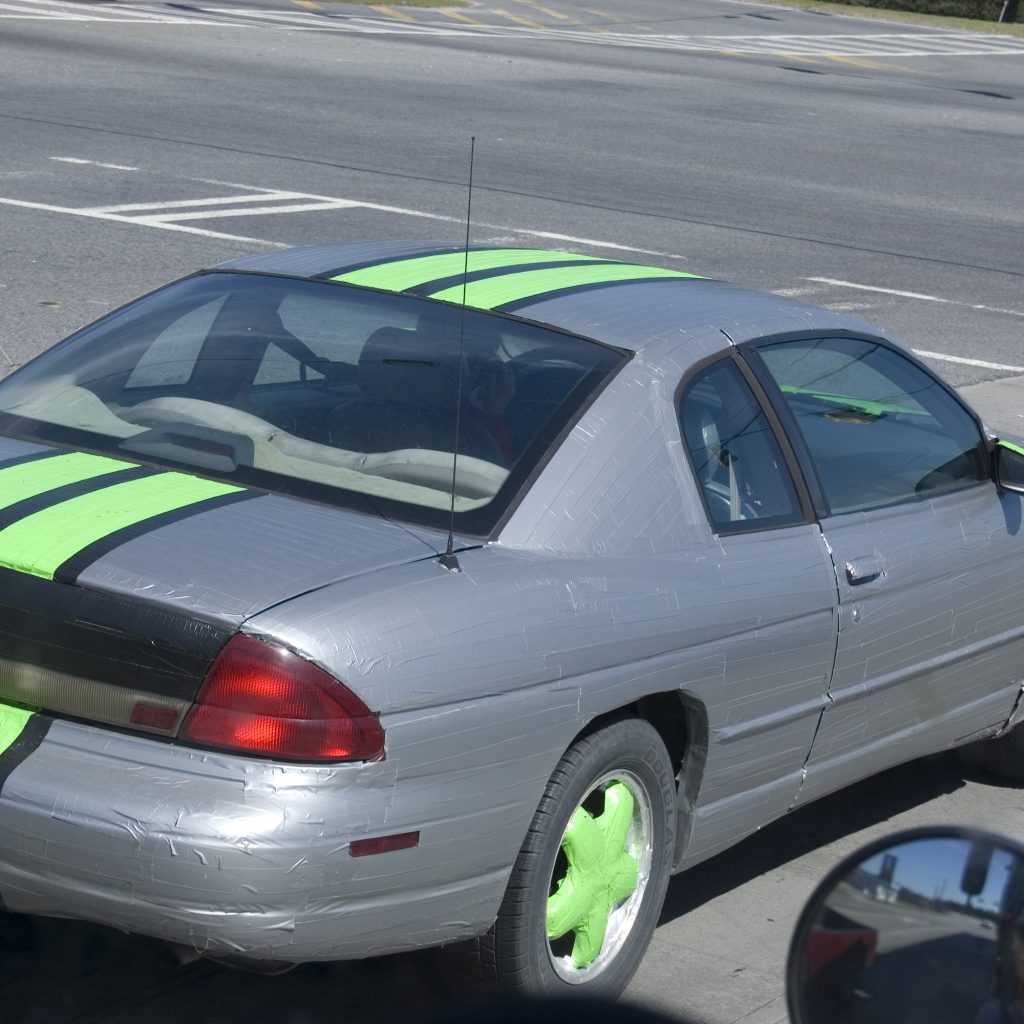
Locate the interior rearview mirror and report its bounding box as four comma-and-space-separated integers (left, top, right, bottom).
787, 827, 1024, 1024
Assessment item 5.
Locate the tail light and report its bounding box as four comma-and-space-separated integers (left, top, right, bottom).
180, 634, 384, 762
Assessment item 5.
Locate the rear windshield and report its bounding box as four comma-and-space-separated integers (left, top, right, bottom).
0, 272, 626, 534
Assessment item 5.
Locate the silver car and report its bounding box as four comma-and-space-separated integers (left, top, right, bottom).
0, 242, 1021, 998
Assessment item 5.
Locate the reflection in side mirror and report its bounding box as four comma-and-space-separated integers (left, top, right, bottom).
995, 440, 1024, 494
788, 827, 1024, 1024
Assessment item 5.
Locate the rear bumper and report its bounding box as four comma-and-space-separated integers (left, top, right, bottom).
0, 719, 508, 962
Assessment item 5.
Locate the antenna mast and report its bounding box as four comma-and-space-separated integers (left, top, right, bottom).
439, 136, 476, 572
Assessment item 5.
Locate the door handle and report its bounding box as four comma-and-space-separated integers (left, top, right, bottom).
845, 557, 883, 586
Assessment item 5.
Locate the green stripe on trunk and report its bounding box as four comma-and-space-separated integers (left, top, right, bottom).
0, 702, 33, 755
428, 264, 700, 310
0, 472, 243, 580
332, 249, 610, 292
0, 452, 137, 512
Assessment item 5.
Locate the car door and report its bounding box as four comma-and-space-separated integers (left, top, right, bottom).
749, 334, 1024, 804
677, 354, 841, 855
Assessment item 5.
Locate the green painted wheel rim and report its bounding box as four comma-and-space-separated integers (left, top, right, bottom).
545, 769, 654, 983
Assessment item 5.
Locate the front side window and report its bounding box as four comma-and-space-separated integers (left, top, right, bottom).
0, 272, 626, 534
756, 336, 987, 514
680, 358, 804, 532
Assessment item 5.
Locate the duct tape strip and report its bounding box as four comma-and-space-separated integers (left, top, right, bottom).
329, 247, 610, 292
0, 464, 247, 580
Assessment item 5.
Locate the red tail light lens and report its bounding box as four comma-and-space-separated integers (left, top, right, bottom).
180, 635, 384, 762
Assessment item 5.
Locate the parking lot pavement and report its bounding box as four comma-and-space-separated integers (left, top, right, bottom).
963, 374, 1024, 436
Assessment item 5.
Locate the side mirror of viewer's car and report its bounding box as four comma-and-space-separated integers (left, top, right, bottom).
995, 439, 1024, 493
787, 827, 1024, 1024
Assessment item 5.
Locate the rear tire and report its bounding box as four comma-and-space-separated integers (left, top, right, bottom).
442, 717, 677, 999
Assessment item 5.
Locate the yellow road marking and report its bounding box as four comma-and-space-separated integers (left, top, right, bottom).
492, 7, 545, 28
512, 0, 573, 20
439, 7, 482, 23
825, 54, 920, 73
370, 4, 415, 21
291, 0, 320, 9
776, 52, 820, 64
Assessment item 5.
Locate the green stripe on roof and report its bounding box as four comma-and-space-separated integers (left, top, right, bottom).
0, 472, 243, 580
429, 264, 701, 310
0, 452, 136, 513
332, 249, 611, 292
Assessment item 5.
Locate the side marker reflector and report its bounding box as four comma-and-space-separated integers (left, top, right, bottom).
349, 832, 420, 858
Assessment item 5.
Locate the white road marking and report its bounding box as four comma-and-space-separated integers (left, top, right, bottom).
809, 277, 1024, 318
3, 173, 1021, 377
4, 0, 225, 23
51, 157, 139, 171
914, 350, 1024, 373
144, 200, 363, 222
84, 192, 313, 213
0, 196, 287, 246
5, 1, 1024, 56
0, 179, 691, 261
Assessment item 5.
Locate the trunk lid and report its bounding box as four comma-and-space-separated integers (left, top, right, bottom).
0, 438, 447, 737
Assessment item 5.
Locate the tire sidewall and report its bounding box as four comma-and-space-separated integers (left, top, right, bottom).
505, 717, 677, 999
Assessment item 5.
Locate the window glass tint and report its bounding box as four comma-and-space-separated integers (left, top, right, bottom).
758, 337, 987, 514
680, 359, 803, 531
125, 296, 226, 388
0, 272, 626, 535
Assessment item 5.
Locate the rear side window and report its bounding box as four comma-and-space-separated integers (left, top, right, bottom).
756, 337, 987, 514
680, 358, 804, 532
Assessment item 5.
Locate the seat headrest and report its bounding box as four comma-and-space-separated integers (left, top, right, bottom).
358, 326, 461, 408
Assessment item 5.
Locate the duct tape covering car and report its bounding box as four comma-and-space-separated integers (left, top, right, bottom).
0, 242, 1022, 997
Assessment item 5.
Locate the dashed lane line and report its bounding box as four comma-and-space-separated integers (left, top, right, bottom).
808, 277, 1024, 319
51, 157, 139, 171
3, 183, 1016, 378
915, 351, 1024, 373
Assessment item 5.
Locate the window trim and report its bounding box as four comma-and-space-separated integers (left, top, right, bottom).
676, 349, 816, 536
740, 329, 992, 519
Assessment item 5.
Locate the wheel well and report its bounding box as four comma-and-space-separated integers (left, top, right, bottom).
579, 691, 698, 786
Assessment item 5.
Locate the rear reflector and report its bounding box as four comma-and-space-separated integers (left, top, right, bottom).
130, 703, 180, 731
349, 832, 420, 858
180, 634, 384, 763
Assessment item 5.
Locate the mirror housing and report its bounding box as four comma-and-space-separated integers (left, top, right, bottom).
787, 826, 1024, 1024
995, 439, 1024, 494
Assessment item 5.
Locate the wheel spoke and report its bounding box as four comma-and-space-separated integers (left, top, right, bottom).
546, 781, 640, 968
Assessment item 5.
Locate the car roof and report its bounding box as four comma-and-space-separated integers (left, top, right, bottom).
216, 241, 889, 357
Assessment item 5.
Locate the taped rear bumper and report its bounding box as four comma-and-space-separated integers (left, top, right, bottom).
0, 719, 506, 962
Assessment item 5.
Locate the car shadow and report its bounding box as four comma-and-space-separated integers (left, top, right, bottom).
658, 751, 969, 925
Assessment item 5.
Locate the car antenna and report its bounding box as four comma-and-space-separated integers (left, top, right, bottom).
438, 135, 475, 573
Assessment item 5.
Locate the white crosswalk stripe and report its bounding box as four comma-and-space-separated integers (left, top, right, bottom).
4, 0, 1023, 56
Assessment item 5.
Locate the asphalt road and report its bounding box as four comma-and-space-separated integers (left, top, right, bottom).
1, 2, 1024, 1022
